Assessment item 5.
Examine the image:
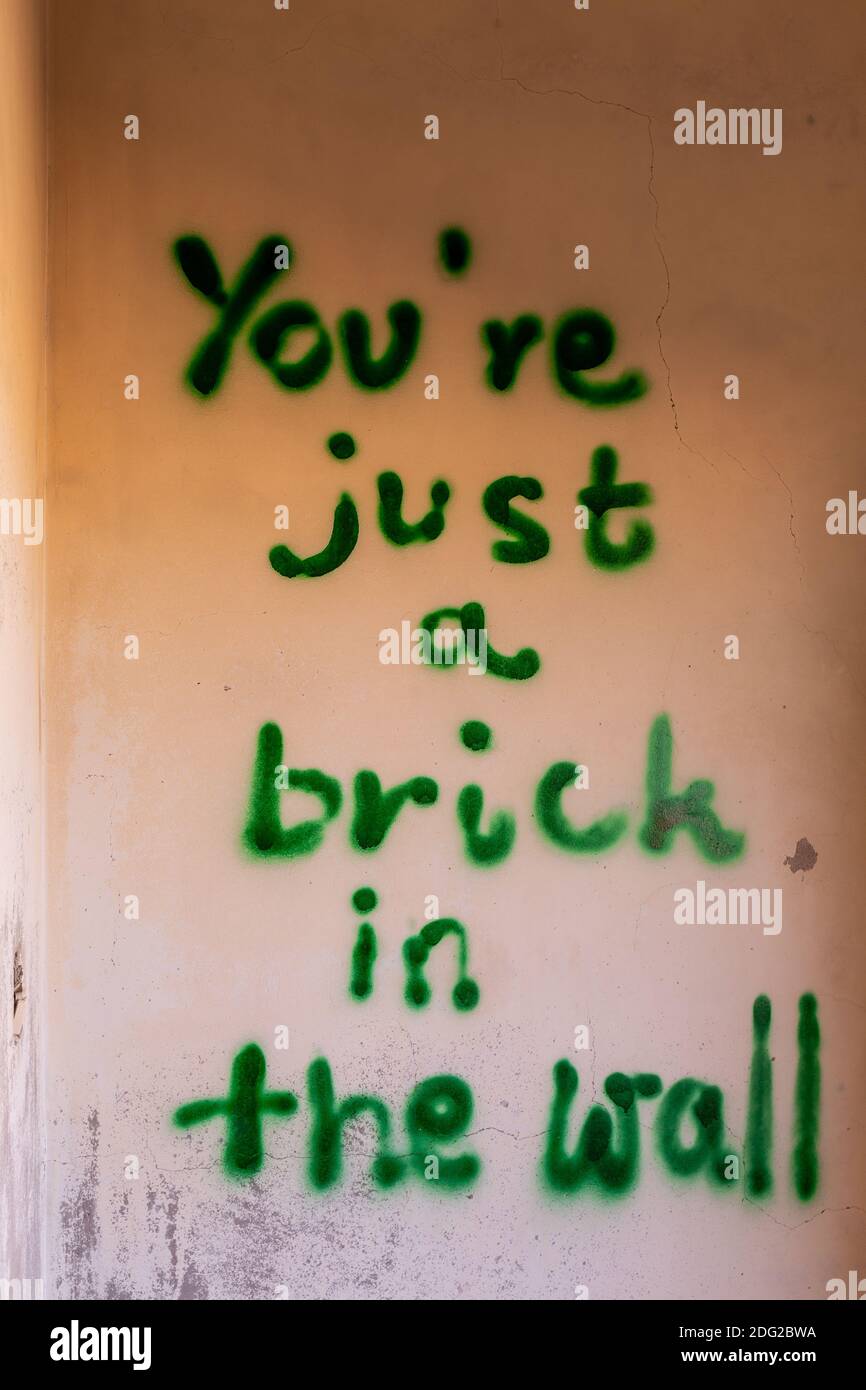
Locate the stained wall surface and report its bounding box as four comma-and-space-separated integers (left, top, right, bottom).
0, 0, 46, 1291
45, 0, 866, 1299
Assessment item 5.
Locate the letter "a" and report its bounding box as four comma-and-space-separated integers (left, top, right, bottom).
673, 888, 694, 925
50, 1328, 71, 1361
378, 628, 400, 664
825, 498, 846, 535
673, 108, 694, 145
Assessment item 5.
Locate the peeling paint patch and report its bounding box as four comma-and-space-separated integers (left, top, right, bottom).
179, 1259, 208, 1300
784, 838, 818, 874
59, 1108, 100, 1298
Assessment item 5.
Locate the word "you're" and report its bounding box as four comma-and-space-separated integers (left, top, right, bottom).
172, 233, 647, 404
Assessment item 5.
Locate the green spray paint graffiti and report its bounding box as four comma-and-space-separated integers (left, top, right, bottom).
348, 887, 379, 1000
543, 1064, 663, 1195
173, 1043, 298, 1178
173, 233, 648, 406
174, 1047, 479, 1192
173, 995, 819, 1201
262, 455, 653, 583
417, 602, 540, 681
347, 891, 478, 1011
438, 226, 472, 276
577, 444, 654, 571
166, 220, 831, 1241
792, 993, 821, 1201
403, 918, 480, 1012
745, 995, 773, 1197
241, 713, 744, 866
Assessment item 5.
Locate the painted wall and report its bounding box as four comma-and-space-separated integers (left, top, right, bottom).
0, 0, 46, 1293
44, 0, 865, 1299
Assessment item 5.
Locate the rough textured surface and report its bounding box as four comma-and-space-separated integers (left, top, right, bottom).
0, 0, 46, 1293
